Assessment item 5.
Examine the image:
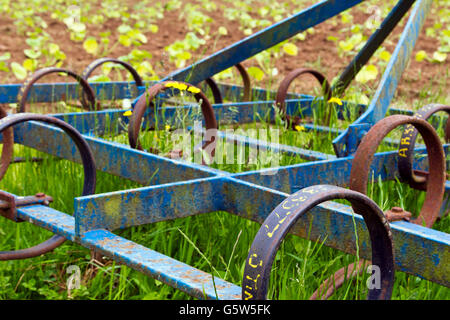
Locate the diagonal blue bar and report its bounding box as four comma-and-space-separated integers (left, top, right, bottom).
15, 205, 241, 300
12, 120, 219, 185
74, 176, 225, 235
333, 0, 433, 156
159, 0, 363, 85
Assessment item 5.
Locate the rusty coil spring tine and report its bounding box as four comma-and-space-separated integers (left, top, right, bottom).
309, 260, 367, 300
0, 106, 13, 181
0, 113, 96, 260
81, 58, 144, 108
128, 81, 218, 165
242, 185, 394, 300
203, 78, 224, 104
17, 67, 98, 113
350, 115, 446, 228
235, 63, 252, 102
310, 115, 447, 300
202, 63, 252, 104
398, 104, 450, 191
274, 68, 332, 128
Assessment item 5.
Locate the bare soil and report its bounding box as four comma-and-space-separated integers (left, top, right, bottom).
0, 0, 448, 106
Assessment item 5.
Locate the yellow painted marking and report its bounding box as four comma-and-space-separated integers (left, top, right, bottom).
398, 148, 408, 157
266, 223, 280, 238
244, 291, 253, 300
248, 254, 263, 268
400, 137, 410, 145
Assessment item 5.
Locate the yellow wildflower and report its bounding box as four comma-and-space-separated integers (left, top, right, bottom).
123, 110, 133, 116
187, 86, 201, 94
328, 97, 343, 105
294, 125, 305, 132
164, 81, 177, 88
165, 81, 188, 91
165, 124, 171, 131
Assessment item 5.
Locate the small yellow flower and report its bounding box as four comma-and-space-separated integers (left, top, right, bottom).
187, 86, 201, 94
165, 124, 171, 131
164, 81, 177, 88
328, 97, 343, 105
123, 110, 133, 116
165, 81, 188, 91
294, 125, 305, 132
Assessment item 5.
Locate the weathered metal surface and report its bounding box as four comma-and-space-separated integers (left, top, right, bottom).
81, 58, 144, 109
398, 104, 450, 191
80, 229, 242, 300
214, 128, 335, 161
242, 185, 394, 300
0, 106, 13, 181
0, 0, 447, 298
232, 145, 446, 194
17, 67, 98, 112
128, 81, 218, 164
11, 120, 218, 185
350, 115, 445, 228
226, 179, 450, 287
0, 81, 145, 104
74, 177, 225, 235
0, 191, 53, 222
15, 205, 242, 300
0, 113, 96, 260
333, 0, 433, 156
310, 114, 448, 299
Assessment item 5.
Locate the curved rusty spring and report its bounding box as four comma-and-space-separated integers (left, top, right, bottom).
81, 57, 144, 108
311, 113, 447, 300
274, 68, 332, 129
17, 67, 99, 113
242, 184, 395, 300
127, 81, 218, 165
0, 113, 97, 260
202, 63, 252, 104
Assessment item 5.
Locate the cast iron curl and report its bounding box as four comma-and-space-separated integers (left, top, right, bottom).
128, 81, 218, 165
0, 113, 96, 260
242, 184, 394, 300
17, 67, 98, 113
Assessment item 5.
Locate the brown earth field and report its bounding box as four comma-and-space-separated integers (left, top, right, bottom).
0, 0, 448, 107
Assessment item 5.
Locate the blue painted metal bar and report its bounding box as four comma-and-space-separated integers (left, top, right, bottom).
12, 117, 447, 192
0, 81, 147, 104
12, 121, 219, 185
69, 174, 450, 287
80, 229, 242, 300
74, 176, 225, 235
333, 0, 433, 157
221, 177, 450, 287
214, 129, 335, 161
15, 205, 241, 300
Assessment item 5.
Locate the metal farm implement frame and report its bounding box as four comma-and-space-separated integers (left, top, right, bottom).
0, 0, 448, 300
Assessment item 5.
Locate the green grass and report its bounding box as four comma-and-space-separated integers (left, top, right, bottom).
0, 82, 449, 301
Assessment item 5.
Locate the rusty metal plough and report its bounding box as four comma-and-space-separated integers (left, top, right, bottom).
0, 0, 448, 301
